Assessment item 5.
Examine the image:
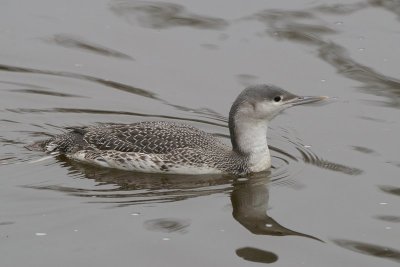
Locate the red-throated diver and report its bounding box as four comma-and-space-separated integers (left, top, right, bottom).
33, 84, 327, 175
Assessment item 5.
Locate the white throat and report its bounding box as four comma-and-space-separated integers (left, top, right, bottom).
233, 117, 271, 172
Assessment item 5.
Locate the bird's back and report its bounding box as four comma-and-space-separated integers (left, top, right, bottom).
32, 121, 241, 175
43, 121, 227, 154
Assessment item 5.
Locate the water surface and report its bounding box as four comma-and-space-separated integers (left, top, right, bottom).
1, 0, 399, 266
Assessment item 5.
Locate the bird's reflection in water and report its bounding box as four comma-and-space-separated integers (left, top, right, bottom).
236, 247, 278, 264
38, 156, 319, 242
231, 173, 321, 241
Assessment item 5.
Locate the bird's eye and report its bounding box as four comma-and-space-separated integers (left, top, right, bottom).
273, 96, 282, 102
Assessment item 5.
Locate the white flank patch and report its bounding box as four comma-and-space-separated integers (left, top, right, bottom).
70, 151, 223, 174
166, 165, 223, 174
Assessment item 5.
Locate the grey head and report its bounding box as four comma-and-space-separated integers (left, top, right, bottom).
229, 84, 327, 153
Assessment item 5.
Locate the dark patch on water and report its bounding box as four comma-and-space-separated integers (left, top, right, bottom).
144, 218, 190, 233
352, 146, 376, 154
333, 239, 400, 263
10, 89, 84, 98
110, 1, 228, 30
378, 185, 400, 197
0, 221, 15, 226
236, 247, 278, 264
45, 34, 134, 60
373, 215, 400, 223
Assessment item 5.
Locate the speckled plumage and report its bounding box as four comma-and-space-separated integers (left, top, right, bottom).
43, 121, 250, 175
31, 84, 326, 176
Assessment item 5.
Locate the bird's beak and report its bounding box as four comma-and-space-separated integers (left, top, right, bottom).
287, 95, 328, 106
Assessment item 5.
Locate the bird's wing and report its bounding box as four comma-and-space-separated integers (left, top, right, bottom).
81, 121, 225, 154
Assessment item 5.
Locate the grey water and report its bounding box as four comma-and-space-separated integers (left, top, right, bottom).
1, 0, 399, 266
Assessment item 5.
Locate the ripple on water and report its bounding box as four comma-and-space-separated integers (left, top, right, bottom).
16, 118, 362, 207
295, 146, 363, 175
44, 34, 134, 60
109, 1, 228, 30
0, 63, 157, 99
23, 157, 234, 207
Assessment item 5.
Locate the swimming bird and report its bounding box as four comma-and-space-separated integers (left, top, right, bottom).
33, 84, 326, 176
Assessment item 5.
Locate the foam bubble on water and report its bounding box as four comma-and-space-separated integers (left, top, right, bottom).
35, 232, 47, 236
162, 237, 170, 241
131, 212, 140, 216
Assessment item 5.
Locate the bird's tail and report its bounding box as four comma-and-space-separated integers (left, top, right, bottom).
25, 130, 84, 153
25, 139, 49, 152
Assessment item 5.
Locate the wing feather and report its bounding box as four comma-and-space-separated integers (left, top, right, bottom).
80, 121, 226, 154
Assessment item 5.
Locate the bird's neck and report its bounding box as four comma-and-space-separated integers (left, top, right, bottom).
229, 115, 271, 172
